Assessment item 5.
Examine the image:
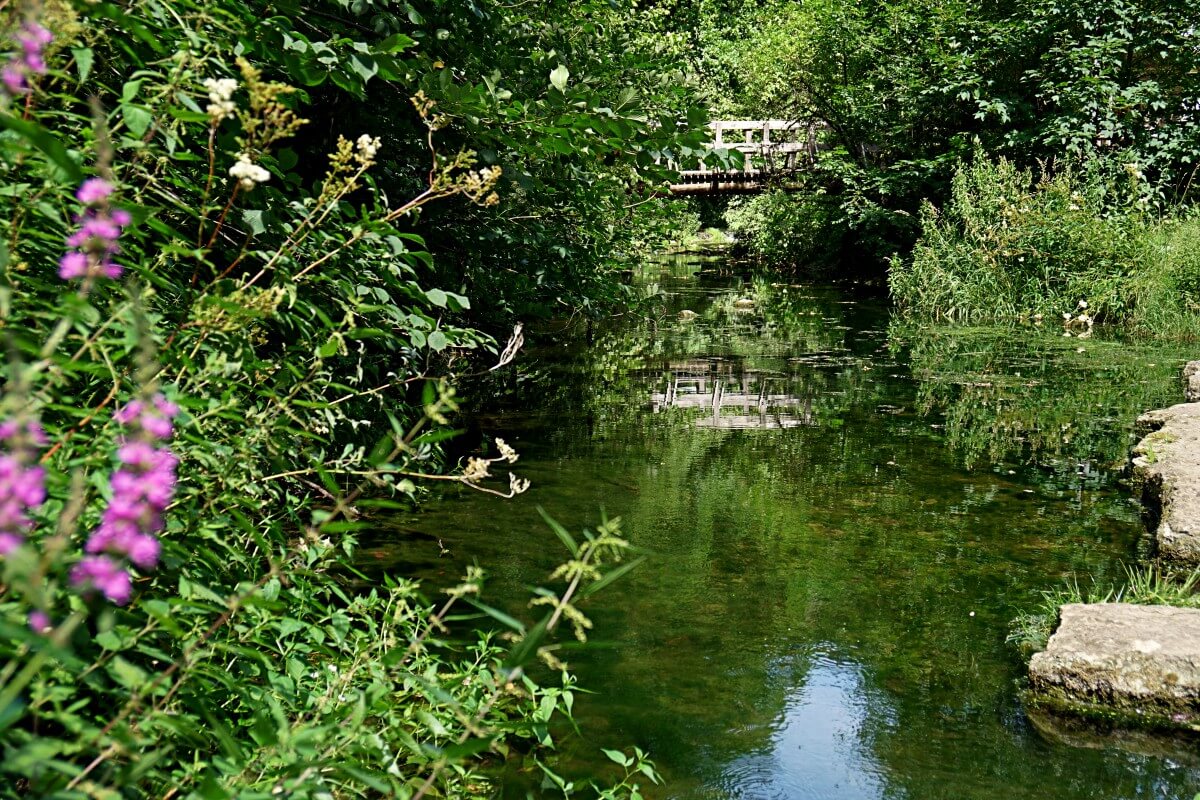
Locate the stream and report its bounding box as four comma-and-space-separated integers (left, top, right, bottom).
368, 254, 1200, 799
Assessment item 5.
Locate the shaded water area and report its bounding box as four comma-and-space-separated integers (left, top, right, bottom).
368, 255, 1200, 799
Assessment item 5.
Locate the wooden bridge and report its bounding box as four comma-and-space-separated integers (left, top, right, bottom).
668, 120, 827, 195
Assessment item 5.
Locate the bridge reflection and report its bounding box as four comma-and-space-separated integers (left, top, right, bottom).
651, 362, 816, 429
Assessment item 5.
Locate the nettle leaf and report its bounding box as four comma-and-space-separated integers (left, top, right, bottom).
550, 64, 570, 92
348, 53, 378, 84
122, 105, 153, 137
121, 78, 143, 102
72, 47, 94, 82
0, 112, 83, 182
242, 209, 266, 236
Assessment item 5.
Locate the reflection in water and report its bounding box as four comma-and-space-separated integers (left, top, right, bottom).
365, 256, 1200, 799
653, 367, 816, 429
720, 654, 889, 800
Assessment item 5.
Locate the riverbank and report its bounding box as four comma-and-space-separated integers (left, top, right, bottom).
1026, 361, 1200, 733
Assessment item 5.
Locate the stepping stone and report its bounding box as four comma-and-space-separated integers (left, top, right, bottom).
1029, 603, 1200, 727
1132, 402, 1200, 564
1186, 360, 1200, 403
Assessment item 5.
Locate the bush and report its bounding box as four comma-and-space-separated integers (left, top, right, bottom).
724, 190, 843, 275
891, 152, 1200, 337
0, 4, 655, 797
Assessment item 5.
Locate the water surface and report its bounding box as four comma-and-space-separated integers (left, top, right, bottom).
370, 256, 1200, 799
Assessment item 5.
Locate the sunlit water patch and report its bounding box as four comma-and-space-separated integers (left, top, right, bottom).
364, 256, 1200, 799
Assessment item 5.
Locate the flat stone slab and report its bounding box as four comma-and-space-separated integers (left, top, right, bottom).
1132, 402, 1200, 564
1187, 361, 1200, 403
1029, 604, 1200, 726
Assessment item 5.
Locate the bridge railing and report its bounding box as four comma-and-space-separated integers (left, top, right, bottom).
662, 119, 830, 193
696, 120, 828, 174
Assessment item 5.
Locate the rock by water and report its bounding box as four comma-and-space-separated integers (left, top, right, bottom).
1029, 603, 1200, 727
1132, 402, 1200, 565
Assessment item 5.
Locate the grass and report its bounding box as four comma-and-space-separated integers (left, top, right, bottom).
1009, 566, 1200, 654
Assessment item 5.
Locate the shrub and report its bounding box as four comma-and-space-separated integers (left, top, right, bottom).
724, 190, 843, 275
0, 4, 655, 797
891, 152, 1200, 337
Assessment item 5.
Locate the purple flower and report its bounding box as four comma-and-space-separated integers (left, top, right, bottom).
83, 394, 179, 575
2, 22, 52, 97
1, 64, 24, 95
75, 179, 113, 206
28, 611, 51, 634
0, 418, 46, 559
70, 555, 132, 605
112, 400, 144, 425
0, 531, 23, 556
58, 251, 87, 280
60, 197, 130, 282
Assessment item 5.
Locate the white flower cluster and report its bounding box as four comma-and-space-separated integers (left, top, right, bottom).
462, 457, 490, 483
494, 437, 519, 464
355, 134, 382, 161
1061, 299, 1093, 337
230, 152, 270, 189
203, 77, 238, 123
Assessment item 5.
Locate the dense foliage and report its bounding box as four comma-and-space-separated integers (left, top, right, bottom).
647, 0, 1200, 295
0, 0, 714, 795
890, 154, 1200, 333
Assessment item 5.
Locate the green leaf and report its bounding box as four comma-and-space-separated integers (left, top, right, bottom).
425, 287, 448, 307
441, 736, 497, 760
242, 209, 266, 236
579, 556, 646, 599
504, 615, 550, 671
72, 47, 94, 82
538, 507, 578, 556
427, 330, 448, 351
318, 335, 340, 358
602, 748, 633, 767
348, 53, 378, 84
109, 656, 149, 690
550, 64, 570, 92
122, 105, 153, 137
465, 598, 526, 634
94, 630, 123, 651
0, 113, 83, 182
121, 79, 143, 103
378, 33, 416, 53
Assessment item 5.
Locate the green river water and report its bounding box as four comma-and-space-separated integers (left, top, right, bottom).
369, 255, 1200, 799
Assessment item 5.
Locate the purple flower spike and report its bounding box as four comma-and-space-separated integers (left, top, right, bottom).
2, 22, 52, 97
59, 179, 131, 283
76, 178, 114, 205
28, 611, 51, 635
0, 417, 46, 560
83, 392, 179, 581
70, 555, 132, 605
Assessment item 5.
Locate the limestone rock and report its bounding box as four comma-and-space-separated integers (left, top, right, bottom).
1029, 603, 1200, 723
1186, 360, 1200, 403
1132, 403, 1200, 564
